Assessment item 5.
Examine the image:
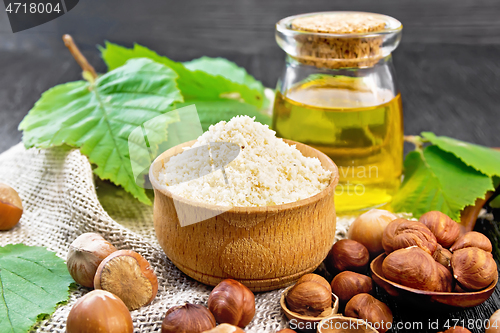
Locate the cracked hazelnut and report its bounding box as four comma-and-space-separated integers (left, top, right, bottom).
419, 211, 460, 248
325, 239, 369, 275
451, 247, 497, 291
208, 279, 255, 328
382, 247, 444, 292
285, 274, 332, 317
451, 231, 492, 252
66, 289, 133, 333
433, 245, 453, 272
202, 324, 244, 333
162, 303, 216, 333
331, 271, 372, 305
67, 233, 117, 288
0, 182, 23, 231
381, 220, 437, 255
345, 294, 393, 333
348, 209, 398, 258
94, 250, 158, 310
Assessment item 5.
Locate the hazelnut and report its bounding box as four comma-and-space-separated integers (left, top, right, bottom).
162, 303, 216, 333
348, 209, 398, 258
324, 239, 369, 275
66, 233, 117, 288
344, 293, 393, 333
202, 324, 244, 333
0, 182, 23, 231
66, 289, 133, 333
276, 330, 297, 333
450, 231, 492, 252
330, 271, 372, 305
381, 220, 437, 255
419, 211, 460, 248
208, 279, 255, 328
435, 261, 453, 292
486, 309, 500, 333
433, 245, 453, 272
94, 250, 158, 310
454, 284, 467, 293
285, 273, 332, 317
451, 247, 497, 291
381, 218, 407, 254
382, 247, 444, 292
438, 327, 472, 333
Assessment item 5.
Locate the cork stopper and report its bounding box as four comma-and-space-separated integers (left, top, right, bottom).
291, 13, 387, 34
277, 12, 401, 69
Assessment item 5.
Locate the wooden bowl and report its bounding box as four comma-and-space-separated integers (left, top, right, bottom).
370, 253, 498, 309
280, 285, 339, 333
317, 316, 378, 333
150, 139, 339, 291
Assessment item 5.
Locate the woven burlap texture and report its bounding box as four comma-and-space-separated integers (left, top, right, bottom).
0, 143, 353, 332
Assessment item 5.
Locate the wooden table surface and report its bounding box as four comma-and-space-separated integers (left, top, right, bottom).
1, 1, 500, 331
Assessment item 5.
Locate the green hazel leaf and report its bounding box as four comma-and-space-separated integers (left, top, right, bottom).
99, 42, 265, 108
19, 58, 183, 205
183, 56, 266, 97
421, 132, 500, 177
392, 145, 494, 221
0, 244, 74, 333
173, 100, 272, 131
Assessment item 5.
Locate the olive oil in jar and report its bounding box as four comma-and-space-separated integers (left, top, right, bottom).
273, 76, 403, 213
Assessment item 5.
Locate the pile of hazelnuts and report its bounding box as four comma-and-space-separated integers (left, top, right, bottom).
65, 233, 256, 333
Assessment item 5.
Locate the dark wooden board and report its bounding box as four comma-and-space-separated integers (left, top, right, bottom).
1, 0, 500, 331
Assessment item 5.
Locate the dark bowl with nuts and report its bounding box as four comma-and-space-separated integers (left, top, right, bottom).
371, 253, 498, 309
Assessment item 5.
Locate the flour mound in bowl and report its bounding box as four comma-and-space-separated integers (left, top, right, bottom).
157, 116, 332, 207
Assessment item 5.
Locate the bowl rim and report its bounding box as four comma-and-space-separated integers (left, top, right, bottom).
370, 253, 499, 297
149, 138, 339, 213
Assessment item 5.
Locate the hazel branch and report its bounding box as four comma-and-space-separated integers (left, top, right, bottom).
62, 34, 98, 80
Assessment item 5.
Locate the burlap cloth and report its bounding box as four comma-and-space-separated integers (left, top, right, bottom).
0, 143, 352, 333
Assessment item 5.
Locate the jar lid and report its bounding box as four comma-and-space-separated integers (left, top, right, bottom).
276, 12, 402, 69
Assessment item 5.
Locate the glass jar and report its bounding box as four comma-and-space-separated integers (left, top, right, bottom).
273, 12, 403, 214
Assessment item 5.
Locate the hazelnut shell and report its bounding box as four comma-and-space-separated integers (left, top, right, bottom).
280, 284, 339, 331
94, 250, 158, 310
